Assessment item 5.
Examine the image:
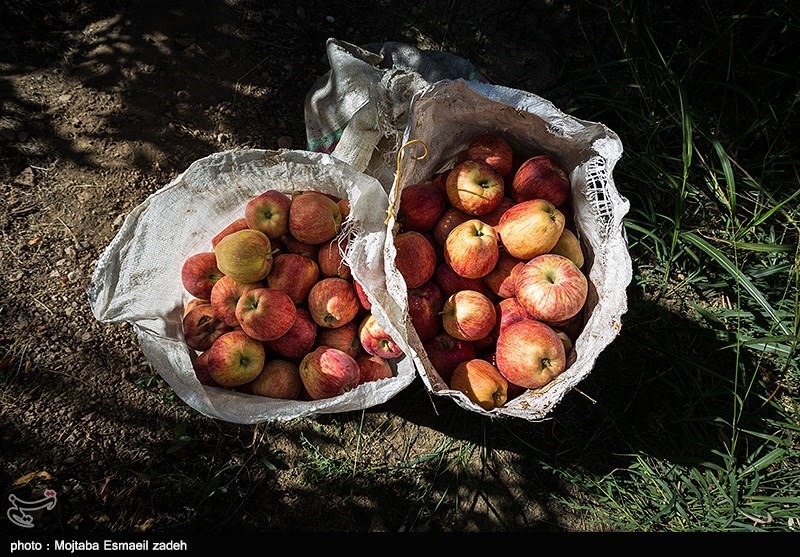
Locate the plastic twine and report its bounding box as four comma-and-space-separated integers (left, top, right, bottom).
385, 139, 429, 225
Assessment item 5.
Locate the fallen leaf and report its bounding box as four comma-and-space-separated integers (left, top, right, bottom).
28, 235, 43, 246
13, 471, 53, 486
135, 518, 155, 532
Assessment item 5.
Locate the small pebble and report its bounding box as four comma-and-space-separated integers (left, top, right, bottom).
67, 270, 80, 282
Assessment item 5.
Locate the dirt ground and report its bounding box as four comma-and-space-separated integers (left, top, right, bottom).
1, 0, 643, 533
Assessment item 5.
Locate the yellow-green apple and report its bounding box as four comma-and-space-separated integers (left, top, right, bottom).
205, 330, 266, 387
442, 290, 497, 342
317, 320, 360, 358
466, 134, 514, 177
482, 252, 525, 298
497, 199, 565, 260
407, 280, 444, 342
211, 218, 248, 248
289, 191, 342, 245
183, 298, 210, 317
182, 303, 231, 351
245, 190, 292, 240
394, 231, 436, 289
422, 332, 476, 384
280, 234, 319, 260
214, 229, 273, 283
445, 160, 505, 216
308, 277, 359, 328
398, 183, 447, 232
245, 359, 302, 399
358, 314, 403, 359
192, 350, 218, 387
318, 237, 351, 279
266, 308, 317, 359
433, 207, 470, 245
357, 354, 394, 384
511, 155, 570, 206
515, 254, 588, 324
495, 319, 566, 389
550, 228, 584, 269
449, 359, 508, 410
181, 252, 223, 299
235, 288, 297, 341
267, 253, 320, 304
299, 346, 360, 400
210, 275, 260, 327
444, 219, 499, 279
435, 263, 492, 299
353, 280, 372, 311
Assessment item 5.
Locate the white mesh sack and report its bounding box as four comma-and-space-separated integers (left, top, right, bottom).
88, 149, 416, 424
384, 79, 632, 420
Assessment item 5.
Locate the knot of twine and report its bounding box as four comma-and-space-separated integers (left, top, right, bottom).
385, 139, 429, 225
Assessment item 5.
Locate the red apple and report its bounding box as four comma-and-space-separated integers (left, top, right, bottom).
307, 277, 360, 329
394, 231, 436, 289
466, 134, 514, 177
245, 190, 292, 240
515, 254, 588, 324
495, 319, 566, 389
245, 359, 302, 399
550, 228, 585, 269
280, 234, 319, 260
210, 275, 260, 327
353, 280, 372, 311
480, 196, 516, 228
497, 199, 565, 260
511, 155, 570, 207
211, 218, 248, 248
450, 358, 508, 410
318, 237, 351, 279
266, 308, 317, 359
183, 298, 210, 317
192, 350, 218, 387
266, 253, 320, 304
205, 330, 266, 387
433, 207, 471, 245
182, 303, 231, 351
299, 346, 360, 400
442, 290, 497, 342
357, 355, 394, 384
407, 280, 444, 342
317, 320, 360, 358
181, 252, 223, 299
482, 252, 525, 298
358, 314, 403, 359
431, 171, 449, 193
337, 198, 351, 220
495, 297, 529, 332
444, 219, 499, 279
445, 160, 505, 216
398, 183, 447, 232
434, 263, 492, 299
235, 287, 297, 341
289, 191, 342, 245
423, 333, 476, 384
214, 229, 273, 283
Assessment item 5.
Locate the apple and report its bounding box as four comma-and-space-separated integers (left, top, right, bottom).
552, 327, 574, 354
494, 297, 529, 332
407, 280, 444, 342
430, 171, 449, 193
266, 253, 320, 304
299, 346, 360, 400
480, 196, 516, 228
214, 228, 273, 283
511, 155, 570, 207
353, 280, 372, 311
307, 277, 360, 328
444, 219, 499, 279
192, 350, 218, 387
495, 319, 566, 389
515, 254, 588, 324
465, 134, 514, 177
482, 252, 525, 298
358, 314, 403, 359
434, 263, 492, 299
210, 275, 260, 327
497, 199, 565, 260
280, 234, 319, 260
245, 359, 302, 400
211, 218, 248, 248
205, 330, 266, 387
393, 231, 436, 289
182, 303, 231, 351
450, 359, 508, 410
433, 207, 471, 245
357, 355, 394, 384
244, 190, 292, 240
445, 160, 505, 216
317, 320, 360, 358
266, 308, 317, 359
398, 183, 447, 232
181, 252, 223, 299
289, 191, 342, 245
318, 236, 351, 279
337, 198, 351, 220
235, 287, 297, 341
423, 332, 477, 384
183, 298, 210, 317
442, 290, 497, 342
550, 228, 585, 269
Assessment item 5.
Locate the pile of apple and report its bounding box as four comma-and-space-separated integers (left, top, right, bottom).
394, 133, 588, 411
180, 189, 403, 402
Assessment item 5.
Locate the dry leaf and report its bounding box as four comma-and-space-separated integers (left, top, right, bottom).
28, 235, 43, 246
135, 518, 155, 532
13, 471, 53, 486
